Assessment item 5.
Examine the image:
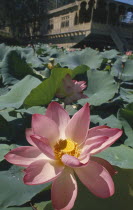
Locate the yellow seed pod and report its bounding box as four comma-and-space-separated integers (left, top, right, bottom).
48, 63, 54, 70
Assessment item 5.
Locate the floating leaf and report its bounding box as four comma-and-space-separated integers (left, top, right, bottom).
17, 106, 46, 115
120, 87, 133, 103
118, 104, 133, 147
101, 49, 118, 59
79, 70, 118, 106
96, 145, 133, 169
91, 114, 122, 129
34, 201, 52, 210
0, 50, 38, 85
0, 43, 10, 61
111, 57, 122, 78
0, 108, 18, 122
65, 105, 77, 116
58, 48, 103, 69
71, 65, 90, 78
2, 207, 32, 210
0, 165, 51, 208
0, 75, 41, 109
112, 59, 133, 81
73, 167, 133, 210
0, 144, 15, 162
24, 68, 72, 107
119, 103, 133, 127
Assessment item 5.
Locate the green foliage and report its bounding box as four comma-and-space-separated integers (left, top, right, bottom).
73, 168, 133, 210
111, 58, 133, 81
34, 201, 52, 210
118, 103, 133, 147
71, 65, 90, 78
101, 49, 118, 59
24, 68, 72, 107
0, 165, 50, 208
24, 65, 89, 107
120, 87, 133, 103
0, 144, 15, 162
0, 50, 43, 85
17, 106, 46, 115
79, 70, 118, 106
0, 44, 133, 209
0, 75, 41, 109
96, 145, 133, 169
91, 114, 122, 129
0, 0, 47, 39
2, 207, 32, 210
33, 167, 133, 210
0, 43, 10, 61
58, 48, 103, 69
120, 103, 133, 127
121, 60, 133, 81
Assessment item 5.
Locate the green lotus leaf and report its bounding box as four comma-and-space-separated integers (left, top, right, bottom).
58, 48, 103, 69
120, 87, 133, 103
0, 165, 51, 208
118, 104, 133, 147
0, 75, 41, 109
0, 43, 10, 61
96, 145, 133, 169
0, 144, 16, 162
0, 49, 44, 86
91, 114, 122, 129
0, 50, 35, 85
2, 207, 32, 210
71, 65, 90, 78
79, 70, 118, 106
17, 106, 46, 115
24, 68, 72, 107
73, 167, 133, 210
101, 49, 118, 59
111, 58, 133, 81
33, 167, 133, 210
34, 201, 52, 210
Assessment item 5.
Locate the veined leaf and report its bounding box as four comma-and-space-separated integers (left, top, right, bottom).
0, 75, 41, 109
0, 165, 51, 208
24, 68, 72, 107
79, 70, 118, 106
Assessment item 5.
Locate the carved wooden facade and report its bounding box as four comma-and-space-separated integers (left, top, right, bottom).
43, 0, 133, 51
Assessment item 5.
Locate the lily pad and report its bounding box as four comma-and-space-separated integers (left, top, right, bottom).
0, 165, 51, 208
0, 144, 16, 162
24, 68, 72, 107
33, 167, 133, 210
73, 167, 133, 210
79, 70, 118, 106
34, 201, 52, 210
0, 50, 37, 85
71, 65, 90, 78
91, 115, 122, 129
120, 88, 133, 103
2, 207, 32, 210
96, 145, 133, 169
111, 58, 133, 81
58, 48, 103, 69
101, 49, 118, 59
118, 104, 133, 147
0, 75, 41, 109
0, 43, 10, 61
17, 106, 46, 115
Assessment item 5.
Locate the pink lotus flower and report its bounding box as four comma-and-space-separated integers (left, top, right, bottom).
5, 102, 122, 210
126, 51, 132, 56
56, 74, 88, 104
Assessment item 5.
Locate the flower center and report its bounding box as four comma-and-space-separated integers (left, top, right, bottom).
54, 139, 80, 160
